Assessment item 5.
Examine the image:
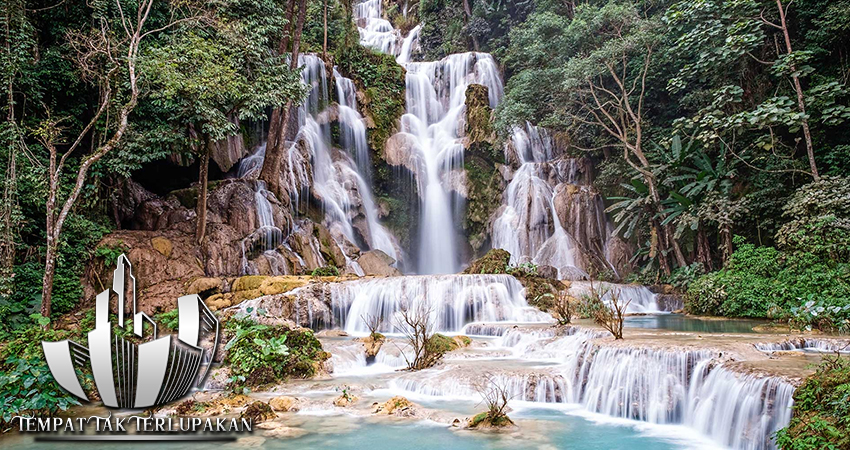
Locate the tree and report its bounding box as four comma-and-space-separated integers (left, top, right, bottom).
582, 281, 630, 340
557, 3, 687, 273
142, 5, 304, 244
552, 290, 574, 325
259, 0, 309, 200
37, 0, 203, 317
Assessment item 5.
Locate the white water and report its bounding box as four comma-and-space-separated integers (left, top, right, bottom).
355, 1, 505, 274
491, 123, 617, 279
754, 338, 850, 353
236, 54, 401, 272
568, 281, 660, 313
327, 274, 551, 334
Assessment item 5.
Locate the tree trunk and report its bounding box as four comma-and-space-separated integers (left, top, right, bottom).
195, 136, 211, 244
260, 0, 309, 199
776, 0, 819, 181
323, 0, 328, 60
41, 242, 56, 317
721, 223, 733, 265
696, 226, 713, 271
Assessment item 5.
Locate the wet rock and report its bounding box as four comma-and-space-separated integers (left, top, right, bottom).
357, 334, 385, 358
241, 401, 276, 423
464, 84, 495, 146
268, 396, 301, 412
333, 394, 358, 407
656, 293, 684, 312
261, 424, 308, 439
537, 265, 559, 280
463, 248, 511, 274
357, 250, 401, 276
384, 133, 426, 196
210, 116, 247, 172
259, 276, 310, 296
372, 396, 418, 417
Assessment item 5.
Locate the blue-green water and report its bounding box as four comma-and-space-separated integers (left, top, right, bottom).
0, 407, 719, 450
624, 314, 764, 334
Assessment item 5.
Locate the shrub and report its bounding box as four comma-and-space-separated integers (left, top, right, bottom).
685, 237, 850, 327
224, 319, 327, 388
311, 266, 340, 277
775, 356, 850, 450
0, 324, 83, 430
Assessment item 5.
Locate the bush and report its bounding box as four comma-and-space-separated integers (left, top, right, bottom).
224, 319, 327, 388
311, 266, 340, 277
775, 357, 850, 450
0, 324, 84, 430
685, 237, 850, 328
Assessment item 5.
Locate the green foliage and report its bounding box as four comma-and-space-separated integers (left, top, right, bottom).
0, 325, 83, 430
154, 308, 180, 331
425, 333, 457, 356
776, 176, 850, 261
311, 266, 340, 277
686, 237, 850, 327
335, 43, 405, 151
775, 357, 850, 450
505, 261, 538, 277
224, 318, 327, 388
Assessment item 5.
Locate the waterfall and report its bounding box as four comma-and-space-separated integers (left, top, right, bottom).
754, 338, 850, 353
235, 53, 402, 273
567, 281, 660, 313
326, 274, 551, 334
399, 53, 505, 274
333, 68, 401, 262
389, 334, 794, 450
491, 123, 620, 279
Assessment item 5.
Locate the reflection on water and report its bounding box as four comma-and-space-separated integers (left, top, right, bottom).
624, 314, 765, 334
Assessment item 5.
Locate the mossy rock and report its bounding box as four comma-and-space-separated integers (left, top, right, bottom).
232, 275, 268, 292
241, 401, 276, 423
463, 249, 511, 275
204, 293, 232, 311
468, 411, 515, 429
186, 277, 223, 296
465, 84, 494, 145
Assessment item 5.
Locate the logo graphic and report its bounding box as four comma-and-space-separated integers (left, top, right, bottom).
42, 255, 219, 409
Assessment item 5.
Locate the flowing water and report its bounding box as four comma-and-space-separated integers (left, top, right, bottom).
211, 4, 802, 449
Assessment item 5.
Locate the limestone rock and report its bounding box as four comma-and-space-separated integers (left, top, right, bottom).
372, 396, 418, 417
150, 236, 173, 258
205, 294, 232, 311
259, 276, 310, 296
241, 401, 276, 423
357, 250, 401, 276
187, 277, 225, 296
333, 394, 358, 407
268, 396, 301, 412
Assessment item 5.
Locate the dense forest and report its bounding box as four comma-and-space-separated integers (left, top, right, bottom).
0, 0, 848, 447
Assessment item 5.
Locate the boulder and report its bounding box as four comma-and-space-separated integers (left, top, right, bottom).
268, 396, 301, 412
333, 394, 358, 407
372, 396, 418, 417
357, 250, 401, 276
241, 401, 276, 423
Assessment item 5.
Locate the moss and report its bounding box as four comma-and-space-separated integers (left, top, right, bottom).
465, 84, 494, 145
775, 358, 850, 449
463, 248, 511, 274
464, 156, 502, 254
335, 44, 405, 153
426, 333, 458, 356
468, 411, 514, 429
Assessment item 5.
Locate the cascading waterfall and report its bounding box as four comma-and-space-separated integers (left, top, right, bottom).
328, 274, 551, 334
389, 333, 794, 450
354, 0, 502, 273
492, 123, 616, 279
333, 68, 401, 261
567, 281, 660, 313
754, 338, 850, 353
400, 53, 504, 274
236, 53, 402, 273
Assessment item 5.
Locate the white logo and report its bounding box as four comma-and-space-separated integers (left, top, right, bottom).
42, 255, 220, 408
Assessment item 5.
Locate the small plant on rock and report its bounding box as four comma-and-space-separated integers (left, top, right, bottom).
581, 281, 630, 340
470, 372, 514, 428
553, 291, 575, 325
